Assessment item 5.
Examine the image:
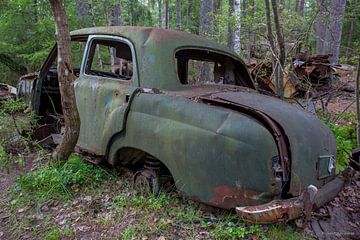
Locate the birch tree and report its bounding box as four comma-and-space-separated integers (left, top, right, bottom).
234, 0, 241, 55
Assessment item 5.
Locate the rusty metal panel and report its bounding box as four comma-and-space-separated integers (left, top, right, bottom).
108, 92, 280, 208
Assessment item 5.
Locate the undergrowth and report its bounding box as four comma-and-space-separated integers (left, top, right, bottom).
0, 98, 37, 172
13, 154, 114, 205
320, 111, 357, 171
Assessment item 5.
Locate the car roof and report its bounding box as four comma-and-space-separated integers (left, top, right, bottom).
70, 26, 253, 90
71, 26, 231, 54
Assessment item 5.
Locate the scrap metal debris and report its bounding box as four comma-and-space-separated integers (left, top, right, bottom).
293, 54, 339, 94
249, 54, 352, 98
17, 72, 38, 100
0, 83, 16, 101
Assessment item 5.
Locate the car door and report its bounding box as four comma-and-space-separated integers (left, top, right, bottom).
75, 35, 138, 155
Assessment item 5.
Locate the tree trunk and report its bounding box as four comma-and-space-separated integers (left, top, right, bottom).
247, 0, 256, 59
327, 0, 346, 64
199, 0, 214, 36
110, 2, 122, 73
234, 0, 241, 54
264, 0, 275, 51
186, 0, 191, 29
345, 12, 355, 62
199, 0, 214, 83
49, 0, 80, 161
177, 0, 182, 31
76, 0, 87, 27
299, 0, 305, 16
214, 0, 222, 15
158, 0, 162, 28
271, 0, 285, 99
294, 0, 299, 12
265, 0, 276, 61
89, 0, 103, 69
164, 0, 169, 29
227, 0, 235, 50
316, 0, 328, 54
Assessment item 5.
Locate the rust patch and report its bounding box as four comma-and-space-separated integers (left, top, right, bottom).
208, 185, 261, 209
0, 83, 16, 100
236, 198, 304, 223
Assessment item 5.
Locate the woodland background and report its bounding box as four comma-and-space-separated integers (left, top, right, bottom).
0, 0, 359, 86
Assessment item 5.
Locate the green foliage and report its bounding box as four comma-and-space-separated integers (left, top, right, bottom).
320, 112, 357, 172
0, 98, 35, 172
327, 122, 356, 171
14, 155, 114, 203
42, 228, 74, 240
0, 98, 27, 114
262, 224, 306, 240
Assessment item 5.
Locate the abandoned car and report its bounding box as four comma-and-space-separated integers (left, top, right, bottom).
28, 26, 344, 223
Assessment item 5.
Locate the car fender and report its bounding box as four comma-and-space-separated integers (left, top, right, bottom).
107, 93, 280, 209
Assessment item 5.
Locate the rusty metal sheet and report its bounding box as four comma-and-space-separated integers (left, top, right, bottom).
0, 83, 16, 100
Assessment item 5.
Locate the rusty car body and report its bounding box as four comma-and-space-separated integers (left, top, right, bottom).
29, 26, 344, 223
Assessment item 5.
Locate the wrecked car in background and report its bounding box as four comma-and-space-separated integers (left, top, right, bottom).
28, 26, 344, 223
0, 83, 16, 101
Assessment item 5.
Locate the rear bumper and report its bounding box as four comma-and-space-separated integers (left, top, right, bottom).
236, 175, 344, 223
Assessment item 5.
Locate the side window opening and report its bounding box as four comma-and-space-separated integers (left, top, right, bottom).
85, 39, 133, 80
175, 49, 254, 88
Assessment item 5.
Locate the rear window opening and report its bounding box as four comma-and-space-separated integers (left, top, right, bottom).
175, 49, 254, 88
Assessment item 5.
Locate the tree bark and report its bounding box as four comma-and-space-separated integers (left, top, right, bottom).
110, 1, 122, 73
49, 0, 80, 161
177, 0, 182, 31
199, 0, 214, 36
158, 0, 162, 28
76, 0, 87, 27
199, 0, 214, 83
89, 0, 103, 69
316, 0, 328, 54
186, 0, 191, 29
327, 0, 346, 64
271, 0, 285, 99
234, 0, 241, 54
299, 0, 305, 16
165, 0, 169, 29
264, 0, 275, 51
227, 0, 235, 50
294, 0, 299, 12
345, 12, 355, 62
356, 57, 360, 144
214, 0, 222, 15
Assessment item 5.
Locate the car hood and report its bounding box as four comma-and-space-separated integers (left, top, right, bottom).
173, 86, 337, 196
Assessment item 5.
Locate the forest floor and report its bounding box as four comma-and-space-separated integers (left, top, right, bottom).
0, 74, 359, 240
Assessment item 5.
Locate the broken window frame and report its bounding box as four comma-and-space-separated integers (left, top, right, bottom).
82, 35, 138, 85
174, 47, 255, 88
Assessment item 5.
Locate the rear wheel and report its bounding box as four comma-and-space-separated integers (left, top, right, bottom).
133, 168, 160, 197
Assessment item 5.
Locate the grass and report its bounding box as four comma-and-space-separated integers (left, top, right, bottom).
13, 154, 115, 205
1, 155, 308, 240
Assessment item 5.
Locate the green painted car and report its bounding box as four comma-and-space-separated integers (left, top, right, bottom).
31, 26, 343, 223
